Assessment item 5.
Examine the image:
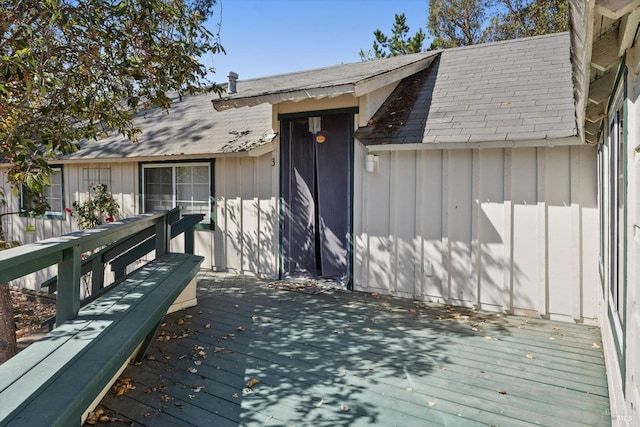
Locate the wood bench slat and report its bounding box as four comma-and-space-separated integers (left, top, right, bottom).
0, 264, 168, 392
0, 252, 203, 427
0, 254, 187, 393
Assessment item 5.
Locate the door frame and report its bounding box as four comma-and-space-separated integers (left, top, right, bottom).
277, 108, 358, 289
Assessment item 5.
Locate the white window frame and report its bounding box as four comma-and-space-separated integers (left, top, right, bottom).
21, 166, 65, 218
141, 162, 212, 224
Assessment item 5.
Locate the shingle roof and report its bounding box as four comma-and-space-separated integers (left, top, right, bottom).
63, 92, 275, 161
356, 32, 578, 146
211, 51, 440, 111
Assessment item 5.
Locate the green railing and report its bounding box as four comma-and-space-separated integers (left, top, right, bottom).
0, 208, 203, 326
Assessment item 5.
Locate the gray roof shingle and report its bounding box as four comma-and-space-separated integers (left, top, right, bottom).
356, 32, 578, 146
211, 51, 440, 110
64, 92, 275, 161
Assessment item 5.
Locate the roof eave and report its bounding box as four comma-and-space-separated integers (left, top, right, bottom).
212, 84, 356, 111
365, 136, 583, 152
212, 53, 441, 111
353, 54, 439, 97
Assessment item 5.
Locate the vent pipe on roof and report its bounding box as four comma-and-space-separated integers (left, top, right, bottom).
227, 71, 238, 94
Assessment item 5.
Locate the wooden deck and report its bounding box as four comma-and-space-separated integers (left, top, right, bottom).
93, 271, 611, 426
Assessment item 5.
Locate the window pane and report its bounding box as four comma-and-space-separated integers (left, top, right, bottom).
23, 168, 64, 215
144, 167, 173, 212
176, 165, 210, 219
144, 164, 210, 220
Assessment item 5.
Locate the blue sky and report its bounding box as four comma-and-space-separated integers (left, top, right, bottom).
201, 0, 431, 82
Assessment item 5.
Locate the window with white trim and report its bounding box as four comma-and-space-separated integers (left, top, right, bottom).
21, 167, 64, 217
142, 162, 212, 222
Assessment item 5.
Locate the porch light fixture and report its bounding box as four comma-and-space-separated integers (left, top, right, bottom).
365, 154, 378, 173
308, 117, 321, 134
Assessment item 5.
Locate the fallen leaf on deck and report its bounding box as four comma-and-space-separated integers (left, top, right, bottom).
252, 314, 258, 322
237, 326, 245, 331
247, 377, 260, 390
526, 352, 534, 359
485, 336, 498, 341
193, 386, 205, 392
164, 355, 172, 360
427, 401, 436, 407
185, 315, 192, 319
85, 409, 104, 425
341, 403, 350, 411
188, 394, 195, 400
315, 399, 324, 408
592, 342, 601, 349
363, 327, 372, 333
194, 360, 202, 365
205, 323, 211, 329
498, 390, 507, 395
146, 355, 156, 361
112, 377, 136, 396
228, 333, 236, 339
188, 367, 198, 374
406, 387, 413, 392
549, 337, 556, 340
232, 393, 238, 399
215, 347, 225, 353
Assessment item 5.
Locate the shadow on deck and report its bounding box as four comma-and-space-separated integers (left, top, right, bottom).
94, 271, 611, 426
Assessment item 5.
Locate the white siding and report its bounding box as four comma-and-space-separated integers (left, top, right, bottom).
1, 153, 279, 291
627, 71, 640, 418
600, 69, 640, 423
213, 155, 278, 277
355, 145, 599, 320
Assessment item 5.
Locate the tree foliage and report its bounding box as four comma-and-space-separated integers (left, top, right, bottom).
359, 13, 426, 60
427, 0, 568, 49
483, 0, 568, 41
0, 0, 223, 196
428, 0, 487, 49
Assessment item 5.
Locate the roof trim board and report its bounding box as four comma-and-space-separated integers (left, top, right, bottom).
353, 56, 439, 97
212, 52, 440, 111
365, 136, 583, 152
53, 141, 275, 165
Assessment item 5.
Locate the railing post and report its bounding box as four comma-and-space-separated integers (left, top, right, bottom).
57, 245, 82, 326
185, 227, 195, 254
155, 215, 168, 257
91, 256, 104, 293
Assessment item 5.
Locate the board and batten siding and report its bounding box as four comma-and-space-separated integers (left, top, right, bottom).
213, 154, 278, 278
0, 162, 139, 291
1, 153, 279, 291
354, 144, 599, 321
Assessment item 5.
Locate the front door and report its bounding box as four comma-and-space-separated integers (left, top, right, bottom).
280, 113, 351, 284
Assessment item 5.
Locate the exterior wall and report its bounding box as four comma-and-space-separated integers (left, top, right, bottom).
600, 66, 640, 425
627, 69, 640, 424
1, 162, 138, 291
354, 144, 599, 321
0, 153, 280, 291
213, 154, 278, 278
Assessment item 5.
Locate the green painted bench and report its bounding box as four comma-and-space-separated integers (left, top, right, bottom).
0, 209, 204, 427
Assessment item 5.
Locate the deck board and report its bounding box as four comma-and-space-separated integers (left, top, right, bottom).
91, 272, 611, 426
